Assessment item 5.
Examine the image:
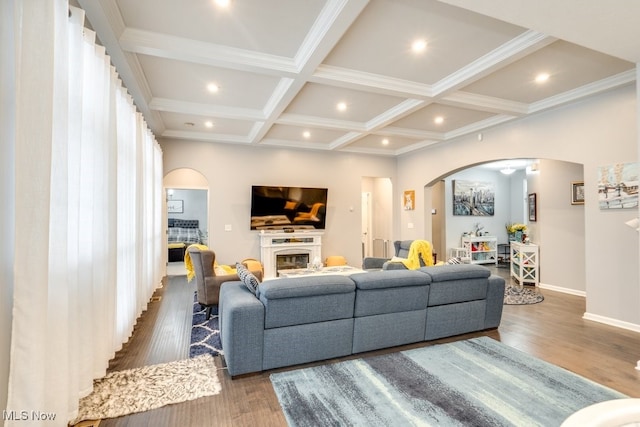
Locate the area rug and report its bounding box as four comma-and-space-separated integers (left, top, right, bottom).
504, 284, 544, 305
270, 337, 627, 426
73, 355, 220, 424
190, 292, 223, 358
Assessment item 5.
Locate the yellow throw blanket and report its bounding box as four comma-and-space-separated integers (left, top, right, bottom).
401, 240, 434, 270
184, 244, 236, 282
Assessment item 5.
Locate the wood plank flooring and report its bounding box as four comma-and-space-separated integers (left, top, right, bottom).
99, 267, 640, 427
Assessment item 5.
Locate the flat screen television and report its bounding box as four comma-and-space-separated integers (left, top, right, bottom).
250, 186, 328, 230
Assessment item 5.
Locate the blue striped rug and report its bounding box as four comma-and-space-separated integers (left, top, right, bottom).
270, 337, 627, 426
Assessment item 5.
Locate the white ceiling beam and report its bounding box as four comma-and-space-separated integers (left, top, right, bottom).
149, 98, 265, 121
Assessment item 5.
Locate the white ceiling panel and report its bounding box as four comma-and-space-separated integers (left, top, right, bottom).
115, 0, 325, 57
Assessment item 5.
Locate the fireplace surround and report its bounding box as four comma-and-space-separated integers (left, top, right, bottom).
259, 230, 323, 278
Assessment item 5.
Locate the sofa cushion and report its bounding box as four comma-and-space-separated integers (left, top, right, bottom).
420, 264, 490, 306
259, 275, 355, 329
350, 270, 430, 317
420, 264, 490, 282
350, 270, 430, 290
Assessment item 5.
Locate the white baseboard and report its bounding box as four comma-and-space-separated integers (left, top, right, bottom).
582, 312, 640, 334
538, 282, 586, 297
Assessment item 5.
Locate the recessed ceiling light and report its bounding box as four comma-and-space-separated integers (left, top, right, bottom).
382, 138, 390, 146
207, 83, 219, 93
302, 131, 311, 139
204, 121, 214, 128
535, 73, 550, 83
411, 39, 427, 53
434, 116, 444, 125
336, 102, 347, 112
214, 0, 230, 8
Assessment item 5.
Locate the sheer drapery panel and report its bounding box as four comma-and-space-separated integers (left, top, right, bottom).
5, 3, 163, 426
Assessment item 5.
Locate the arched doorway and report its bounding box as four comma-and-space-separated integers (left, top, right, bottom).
163, 168, 209, 275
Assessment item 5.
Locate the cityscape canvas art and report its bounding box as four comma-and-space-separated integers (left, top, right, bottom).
453, 180, 495, 216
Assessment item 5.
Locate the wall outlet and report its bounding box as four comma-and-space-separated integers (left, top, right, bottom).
224, 224, 232, 231
408, 223, 414, 229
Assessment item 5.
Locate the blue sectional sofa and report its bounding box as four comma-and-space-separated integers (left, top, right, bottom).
218, 264, 505, 377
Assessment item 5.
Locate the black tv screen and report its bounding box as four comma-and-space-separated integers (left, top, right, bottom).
250, 186, 328, 230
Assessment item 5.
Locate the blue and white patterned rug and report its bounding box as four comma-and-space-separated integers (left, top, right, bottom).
271, 337, 627, 426
189, 293, 222, 358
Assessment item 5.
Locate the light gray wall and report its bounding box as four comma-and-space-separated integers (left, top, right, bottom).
161, 142, 396, 267
529, 159, 585, 293
397, 84, 639, 328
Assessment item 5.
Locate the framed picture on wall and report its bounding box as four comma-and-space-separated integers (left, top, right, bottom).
403, 190, 415, 210
167, 199, 184, 214
571, 181, 585, 205
528, 193, 537, 222
452, 179, 495, 216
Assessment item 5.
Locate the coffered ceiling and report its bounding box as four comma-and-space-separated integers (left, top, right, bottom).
78, 0, 636, 156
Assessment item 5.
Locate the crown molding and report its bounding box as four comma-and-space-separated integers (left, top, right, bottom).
365, 99, 426, 130
276, 113, 367, 132
380, 126, 444, 141
311, 65, 435, 98
528, 69, 636, 113
433, 30, 556, 95
161, 130, 250, 144
149, 98, 265, 121
119, 28, 299, 76
441, 91, 528, 115
444, 114, 516, 139
329, 131, 366, 150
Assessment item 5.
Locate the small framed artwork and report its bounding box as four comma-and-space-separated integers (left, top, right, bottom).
403, 190, 415, 210
528, 193, 537, 222
571, 181, 585, 205
167, 200, 184, 214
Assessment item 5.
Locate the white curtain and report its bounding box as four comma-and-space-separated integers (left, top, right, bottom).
5, 2, 164, 426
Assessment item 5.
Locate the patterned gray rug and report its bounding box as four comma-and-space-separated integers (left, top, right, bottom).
271, 337, 627, 426
504, 284, 544, 304
72, 355, 220, 425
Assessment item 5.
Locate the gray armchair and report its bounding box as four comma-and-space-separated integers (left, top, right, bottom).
187, 246, 263, 319
362, 240, 435, 270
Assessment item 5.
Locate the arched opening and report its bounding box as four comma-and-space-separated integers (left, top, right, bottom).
426, 158, 586, 295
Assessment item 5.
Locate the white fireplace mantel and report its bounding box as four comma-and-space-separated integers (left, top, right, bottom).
259, 230, 323, 278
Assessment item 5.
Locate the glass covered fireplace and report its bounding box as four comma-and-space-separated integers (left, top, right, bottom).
276, 253, 309, 276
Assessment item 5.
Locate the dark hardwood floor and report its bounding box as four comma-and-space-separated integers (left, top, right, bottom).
98, 266, 640, 427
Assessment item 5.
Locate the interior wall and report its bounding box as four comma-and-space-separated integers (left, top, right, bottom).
160, 142, 396, 267
372, 177, 393, 258
431, 180, 445, 259
397, 84, 639, 328
531, 159, 586, 293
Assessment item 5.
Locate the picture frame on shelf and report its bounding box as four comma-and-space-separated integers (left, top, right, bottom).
167, 200, 184, 214
528, 193, 537, 222
571, 181, 585, 205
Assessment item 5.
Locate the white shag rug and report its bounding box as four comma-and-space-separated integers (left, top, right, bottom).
72, 354, 220, 425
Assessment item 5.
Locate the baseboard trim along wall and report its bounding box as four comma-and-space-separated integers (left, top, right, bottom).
582, 312, 640, 334
538, 282, 586, 297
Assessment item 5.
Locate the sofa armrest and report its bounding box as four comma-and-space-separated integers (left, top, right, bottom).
484, 275, 506, 329
219, 282, 265, 376
362, 257, 388, 270
382, 261, 408, 270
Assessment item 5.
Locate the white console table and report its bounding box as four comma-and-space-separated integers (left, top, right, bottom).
461, 236, 498, 265
510, 242, 539, 285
